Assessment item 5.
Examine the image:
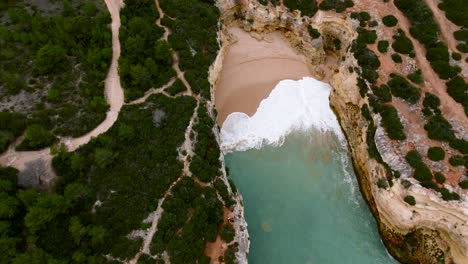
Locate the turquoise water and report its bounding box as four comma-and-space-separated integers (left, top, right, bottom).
225, 130, 396, 264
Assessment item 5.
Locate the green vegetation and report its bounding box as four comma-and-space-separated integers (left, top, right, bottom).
16, 124, 57, 151
424, 114, 454, 142
284, 0, 318, 17
394, 0, 466, 115
407, 70, 424, 84
446, 76, 468, 115
427, 147, 445, 161
405, 150, 422, 167
371, 85, 392, 103
166, 79, 187, 96
454, 29, 468, 42
434, 172, 445, 184
375, 104, 406, 140
392, 31, 414, 55
387, 74, 420, 104
391, 53, 402, 63
220, 224, 235, 243
160, 0, 220, 100
449, 155, 464, 166
459, 180, 468, 189
404, 195, 416, 206
52, 94, 196, 260
452, 53, 462, 60
356, 28, 377, 44
438, 0, 468, 27
190, 106, 222, 183
308, 25, 321, 39
377, 178, 388, 189
401, 179, 412, 189
422, 94, 468, 155
150, 177, 223, 264
351, 33, 380, 83
357, 77, 369, 98
404, 151, 460, 200
351, 11, 371, 22
118, 0, 173, 101
0, 112, 26, 152
368, 20, 378, 27
319, 0, 354, 12
382, 15, 398, 27
0, 1, 112, 138
378, 40, 389, 53
214, 178, 235, 207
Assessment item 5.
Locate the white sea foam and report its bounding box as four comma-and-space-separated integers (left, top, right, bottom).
220, 77, 345, 152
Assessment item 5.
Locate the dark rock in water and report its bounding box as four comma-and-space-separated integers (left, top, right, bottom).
152, 109, 166, 127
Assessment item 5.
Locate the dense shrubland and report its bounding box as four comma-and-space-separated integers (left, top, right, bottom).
118, 0, 174, 101
318, 0, 354, 13
160, 0, 220, 100
394, 0, 467, 115
0, 0, 112, 139
283, 0, 318, 17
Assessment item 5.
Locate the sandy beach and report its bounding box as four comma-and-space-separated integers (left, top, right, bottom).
214, 27, 311, 125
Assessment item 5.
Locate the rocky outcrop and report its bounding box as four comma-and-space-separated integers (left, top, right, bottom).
215, 0, 468, 263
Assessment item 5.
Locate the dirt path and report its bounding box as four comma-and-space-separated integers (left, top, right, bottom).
0, 0, 125, 178
388, 1, 468, 129
64, 0, 125, 152
424, 0, 459, 53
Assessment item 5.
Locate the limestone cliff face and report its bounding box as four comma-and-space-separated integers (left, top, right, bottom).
329, 58, 468, 263
214, 1, 468, 263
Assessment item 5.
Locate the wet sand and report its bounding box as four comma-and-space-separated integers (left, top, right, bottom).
214, 27, 311, 125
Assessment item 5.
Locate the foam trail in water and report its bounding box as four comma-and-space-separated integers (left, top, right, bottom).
220, 77, 344, 152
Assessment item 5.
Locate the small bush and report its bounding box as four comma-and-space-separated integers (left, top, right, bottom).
308, 25, 321, 39
351, 11, 371, 22
220, 224, 235, 243
452, 53, 462, 61
427, 147, 445, 161
16, 124, 56, 151
401, 179, 412, 188
407, 70, 423, 84
422, 92, 440, 110
387, 74, 420, 104
378, 40, 389, 53
459, 180, 468, 189
454, 29, 468, 42
434, 172, 445, 184
413, 164, 433, 182
382, 15, 398, 27
166, 79, 186, 96
404, 195, 416, 206
405, 150, 422, 167
378, 104, 406, 140
356, 28, 377, 44
318, 0, 354, 12
391, 53, 402, 63
392, 33, 414, 54
371, 85, 392, 102
424, 114, 454, 142
368, 20, 378, 27
449, 155, 464, 166
377, 178, 388, 189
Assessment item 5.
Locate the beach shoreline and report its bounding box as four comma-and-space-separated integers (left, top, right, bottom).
214, 27, 312, 125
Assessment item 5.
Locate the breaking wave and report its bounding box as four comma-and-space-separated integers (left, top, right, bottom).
220, 77, 345, 152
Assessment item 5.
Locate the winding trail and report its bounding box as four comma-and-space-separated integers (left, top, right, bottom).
64, 0, 125, 152
424, 0, 458, 53
0, 0, 125, 180
388, 1, 468, 129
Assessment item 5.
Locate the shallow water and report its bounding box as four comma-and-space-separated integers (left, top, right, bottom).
225, 131, 397, 264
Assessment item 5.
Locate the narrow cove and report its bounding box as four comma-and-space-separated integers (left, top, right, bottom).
225, 130, 396, 263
